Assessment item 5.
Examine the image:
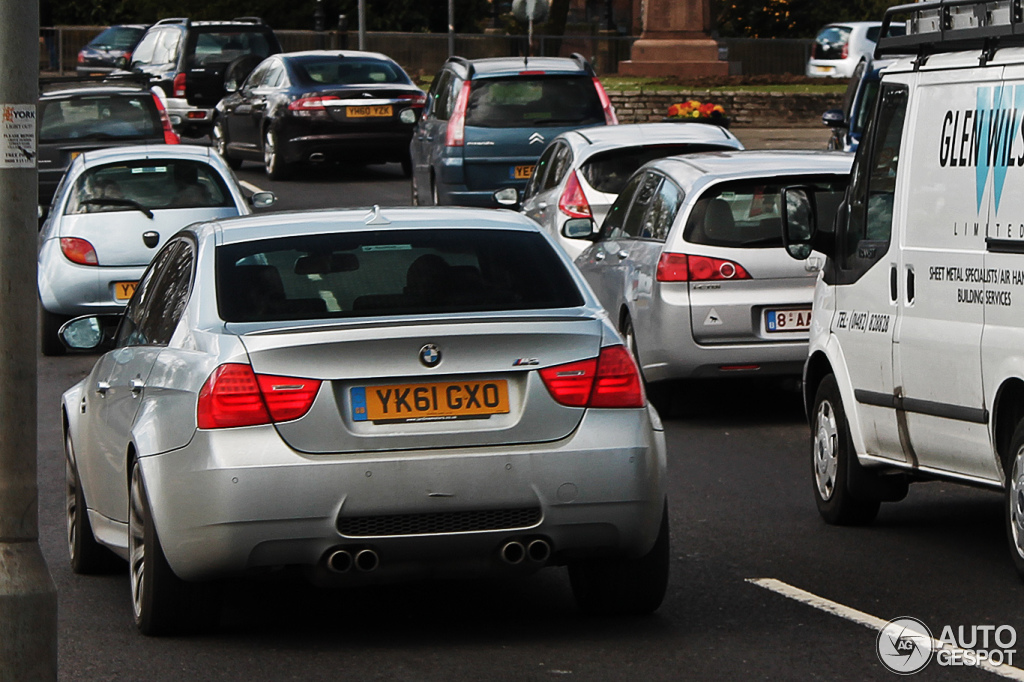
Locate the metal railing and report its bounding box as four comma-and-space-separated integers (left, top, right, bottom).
41, 26, 815, 78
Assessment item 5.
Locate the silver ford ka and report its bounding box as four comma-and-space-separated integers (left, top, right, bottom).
60, 206, 669, 635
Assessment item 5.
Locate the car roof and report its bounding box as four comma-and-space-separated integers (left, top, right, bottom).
567, 122, 741, 152
199, 206, 544, 245
77, 144, 215, 166
453, 56, 590, 79
40, 78, 154, 98
648, 150, 853, 189
820, 21, 882, 29
279, 50, 395, 62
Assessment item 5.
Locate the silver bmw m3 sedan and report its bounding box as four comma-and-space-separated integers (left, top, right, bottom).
60, 206, 669, 634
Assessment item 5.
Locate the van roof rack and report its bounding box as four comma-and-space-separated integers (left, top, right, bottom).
876, 0, 1024, 60
232, 17, 266, 25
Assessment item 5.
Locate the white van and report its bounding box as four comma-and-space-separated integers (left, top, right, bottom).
781, 0, 1024, 577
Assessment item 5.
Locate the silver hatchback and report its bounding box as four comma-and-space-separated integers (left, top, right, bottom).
571, 151, 852, 395
519, 122, 743, 259
37, 144, 273, 356
60, 207, 668, 634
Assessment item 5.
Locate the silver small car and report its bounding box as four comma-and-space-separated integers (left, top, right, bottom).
61, 206, 669, 634
570, 151, 852, 396
37, 144, 274, 356
517, 122, 743, 259
807, 22, 890, 78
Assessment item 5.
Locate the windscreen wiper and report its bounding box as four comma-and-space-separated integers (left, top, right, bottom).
80, 197, 154, 219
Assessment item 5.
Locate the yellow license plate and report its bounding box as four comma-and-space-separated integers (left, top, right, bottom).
114, 281, 137, 301
514, 165, 534, 180
346, 105, 393, 118
351, 379, 509, 424
70, 151, 82, 161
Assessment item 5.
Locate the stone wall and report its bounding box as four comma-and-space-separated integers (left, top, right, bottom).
606, 90, 844, 128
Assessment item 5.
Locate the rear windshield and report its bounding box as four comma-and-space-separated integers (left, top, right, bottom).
582, 144, 734, 195
683, 176, 848, 248
188, 30, 274, 66
216, 229, 585, 322
39, 94, 160, 142
466, 76, 603, 128
292, 56, 409, 86
813, 26, 851, 60
87, 26, 145, 50
66, 160, 233, 214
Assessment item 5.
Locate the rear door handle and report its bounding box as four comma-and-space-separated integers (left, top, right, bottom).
130, 378, 144, 397
617, 250, 629, 260
96, 381, 110, 396
906, 266, 916, 304
890, 265, 898, 303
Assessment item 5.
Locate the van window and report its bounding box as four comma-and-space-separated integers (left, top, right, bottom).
838, 83, 908, 278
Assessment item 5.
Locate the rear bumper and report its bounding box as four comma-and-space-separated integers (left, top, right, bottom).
165, 97, 213, 134
138, 407, 667, 582
279, 129, 413, 165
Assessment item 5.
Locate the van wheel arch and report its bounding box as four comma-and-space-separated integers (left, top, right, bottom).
995, 379, 1024, 475
803, 352, 834, 422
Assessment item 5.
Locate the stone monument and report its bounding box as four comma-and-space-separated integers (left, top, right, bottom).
618, 0, 728, 77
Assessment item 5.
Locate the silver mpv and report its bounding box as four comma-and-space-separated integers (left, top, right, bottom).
571, 151, 852, 396
61, 207, 668, 635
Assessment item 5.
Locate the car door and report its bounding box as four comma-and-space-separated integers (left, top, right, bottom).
412, 69, 453, 203
79, 241, 190, 524
894, 67, 999, 481
226, 60, 272, 151
576, 171, 655, 317
829, 81, 908, 464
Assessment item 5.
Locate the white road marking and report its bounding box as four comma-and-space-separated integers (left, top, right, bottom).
748, 578, 1024, 680
238, 180, 265, 194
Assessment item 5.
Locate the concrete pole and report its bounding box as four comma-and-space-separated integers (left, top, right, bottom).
0, 1, 59, 680
358, 0, 366, 50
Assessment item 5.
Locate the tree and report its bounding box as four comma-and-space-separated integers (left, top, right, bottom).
714, 0, 909, 38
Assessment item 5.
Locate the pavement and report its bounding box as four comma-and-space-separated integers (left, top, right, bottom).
732, 126, 834, 150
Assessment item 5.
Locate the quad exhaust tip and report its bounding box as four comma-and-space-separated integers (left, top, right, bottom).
500, 538, 551, 565
527, 538, 551, 563
500, 540, 526, 565
355, 548, 379, 572
327, 549, 353, 573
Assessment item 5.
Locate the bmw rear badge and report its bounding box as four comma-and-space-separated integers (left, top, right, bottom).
419, 344, 441, 368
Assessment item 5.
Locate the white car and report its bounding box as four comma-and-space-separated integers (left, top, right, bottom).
37, 144, 274, 355
806, 22, 892, 78
514, 123, 743, 259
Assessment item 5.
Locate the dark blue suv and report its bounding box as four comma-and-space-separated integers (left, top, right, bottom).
410, 55, 616, 207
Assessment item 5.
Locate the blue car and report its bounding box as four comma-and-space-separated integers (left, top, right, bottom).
410, 54, 617, 207
822, 57, 895, 152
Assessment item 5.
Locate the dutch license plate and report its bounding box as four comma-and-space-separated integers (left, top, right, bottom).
765, 308, 812, 333
114, 281, 138, 301
351, 379, 509, 424
346, 105, 393, 118
511, 165, 534, 180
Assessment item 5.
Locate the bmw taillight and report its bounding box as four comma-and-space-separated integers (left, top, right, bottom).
540, 345, 643, 408
655, 253, 751, 282
592, 77, 618, 125
558, 170, 592, 218
446, 80, 472, 147
151, 92, 180, 144
173, 72, 186, 98
60, 238, 98, 266
197, 363, 321, 429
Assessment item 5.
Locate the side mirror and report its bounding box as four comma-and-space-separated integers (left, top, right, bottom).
493, 187, 520, 208
117, 56, 129, 69
780, 186, 817, 260
224, 78, 240, 94
562, 217, 597, 240
60, 315, 119, 352
249, 191, 276, 208
822, 109, 847, 128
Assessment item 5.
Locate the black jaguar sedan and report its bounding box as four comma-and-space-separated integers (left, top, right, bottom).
212, 50, 426, 180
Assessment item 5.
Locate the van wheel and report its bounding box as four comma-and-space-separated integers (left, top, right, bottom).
1004, 421, 1024, 579
811, 375, 880, 525
569, 502, 669, 615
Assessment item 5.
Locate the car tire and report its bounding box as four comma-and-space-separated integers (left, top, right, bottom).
66, 433, 120, 574
568, 502, 670, 616
263, 127, 291, 181
400, 155, 413, 178
40, 308, 68, 357
1004, 420, 1024, 579
811, 374, 881, 525
213, 118, 242, 170
129, 460, 219, 635
622, 314, 674, 417
431, 177, 440, 206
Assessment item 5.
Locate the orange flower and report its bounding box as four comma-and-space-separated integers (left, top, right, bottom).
667, 100, 727, 120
